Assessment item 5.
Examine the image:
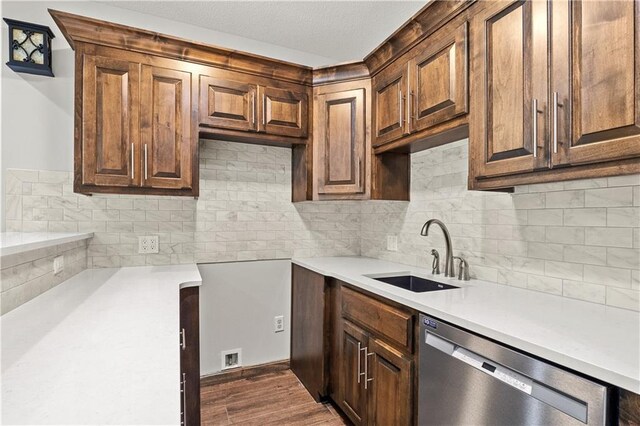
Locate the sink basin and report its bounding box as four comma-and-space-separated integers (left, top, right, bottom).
372, 275, 459, 293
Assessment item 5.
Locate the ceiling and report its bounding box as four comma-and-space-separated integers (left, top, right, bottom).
102, 1, 426, 66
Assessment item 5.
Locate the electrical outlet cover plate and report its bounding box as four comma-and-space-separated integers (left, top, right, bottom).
53, 255, 64, 275
274, 315, 284, 333
387, 235, 398, 251
138, 236, 159, 254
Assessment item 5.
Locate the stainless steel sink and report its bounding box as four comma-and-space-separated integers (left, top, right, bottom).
372, 275, 459, 293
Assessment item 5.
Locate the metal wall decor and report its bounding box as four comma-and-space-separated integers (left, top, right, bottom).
4, 18, 55, 76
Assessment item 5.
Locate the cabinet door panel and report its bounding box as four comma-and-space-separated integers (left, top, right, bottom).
470, 0, 547, 178
373, 69, 407, 147
316, 89, 366, 195
141, 65, 193, 189
180, 286, 200, 426
367, 337, 412, 426
410, 21, 468, 132
259, 86, 308, 138
82, 55, 140, 187
199, 76, 257, 132
551, 0, 640, 166
340, 320, 367, 425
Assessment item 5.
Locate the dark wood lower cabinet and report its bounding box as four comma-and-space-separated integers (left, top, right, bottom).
291, 265, 416, 425
179, 286, 200, 426
290, 264, 329, 402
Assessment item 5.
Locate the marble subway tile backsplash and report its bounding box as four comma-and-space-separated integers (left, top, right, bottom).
360, 139, 640, 311
5, 139, 639, 311
1, 240, 88, 314
6, 141, 361, 268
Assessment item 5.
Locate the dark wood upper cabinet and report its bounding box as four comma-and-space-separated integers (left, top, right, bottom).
199, 76, 258, 132
409, 21, 468, 133
550, 0, 640, 167
258, 86, 308, 138
470, 0, 548, 179
140, 65, 193, 190
372, 68, 408, 147
81, 55, 140, 188
314, 87, 367, 197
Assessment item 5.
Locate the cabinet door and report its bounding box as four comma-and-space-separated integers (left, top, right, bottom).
290, 264, 328, 402
470, 0, 548, 178
140, 65, 193, 190
258, 86, 308, 138
315, 88, 366, 195
409, 21, 468, 133
339, 320, 368, 425
199, 76, 257, 132
180, 286, 200, 426
367, 337, 412, 426
372, 68, 408, 147
82, 55, 140, 187
551, 0, 640, 166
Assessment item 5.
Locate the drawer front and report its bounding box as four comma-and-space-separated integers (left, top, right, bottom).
341, 286, 413, 352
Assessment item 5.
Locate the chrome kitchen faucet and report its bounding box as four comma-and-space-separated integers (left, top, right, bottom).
421, 219, 455, 278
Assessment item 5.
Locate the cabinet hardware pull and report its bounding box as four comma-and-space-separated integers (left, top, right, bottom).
252, 93, 256, 126
181, 372, 187, 425
553, 92, 563, 154
357, 342, 365, 383
180, 328, 186, 350
144, 144, 148, 181
263, 94, 267, 126
131, 143, 135, 179
355, 158, 362, 187
409, 91, 415, 122
398, 89, 403, 129
364, 349, 374, 389
532, 99, 538, 158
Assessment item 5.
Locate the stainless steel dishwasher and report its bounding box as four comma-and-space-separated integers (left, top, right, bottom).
418, 314, 614, 425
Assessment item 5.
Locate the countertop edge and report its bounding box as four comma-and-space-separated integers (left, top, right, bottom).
0, 232, 94, 256
291, 257, 640, 394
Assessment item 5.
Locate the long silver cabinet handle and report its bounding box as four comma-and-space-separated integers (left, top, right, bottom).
553, 92, 560, 154
180, 328, 186, 350
131, 143, 135, 179
357, 342, 364, 383
144, 144, 148, 180
252, 93, 256, 126
364, 348, 374, 389
181, 372, 187, 425
532, 99, 538, 158
398, 90, 403, 128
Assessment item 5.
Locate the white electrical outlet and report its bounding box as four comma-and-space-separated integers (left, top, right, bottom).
138, 236, 159, 254
274, 315, 284, 333
53, 255, 64, 275
387, 235, 398, 251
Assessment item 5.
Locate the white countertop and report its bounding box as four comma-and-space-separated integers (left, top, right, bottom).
292, 256, 640, 393
0, 232, 94, 256
1, 264, 201, 425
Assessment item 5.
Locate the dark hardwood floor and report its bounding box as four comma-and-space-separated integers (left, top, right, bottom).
201, 368, 349, 425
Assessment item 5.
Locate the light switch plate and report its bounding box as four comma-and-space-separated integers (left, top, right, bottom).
138, 236, 159, 254
387, 235, 398, 251
53, 255, 64, 275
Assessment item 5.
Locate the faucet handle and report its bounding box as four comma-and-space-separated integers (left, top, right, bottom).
453, 256, 470, 281
430, 249, 440, 275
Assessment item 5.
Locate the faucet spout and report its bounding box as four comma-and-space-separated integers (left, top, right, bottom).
421, 219, 455, 278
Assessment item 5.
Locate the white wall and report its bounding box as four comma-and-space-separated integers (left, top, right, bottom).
0, 1, 336, 230
198, 260, 291, 376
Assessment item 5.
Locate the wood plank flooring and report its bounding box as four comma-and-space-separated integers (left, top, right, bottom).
201, 368, 349, 425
